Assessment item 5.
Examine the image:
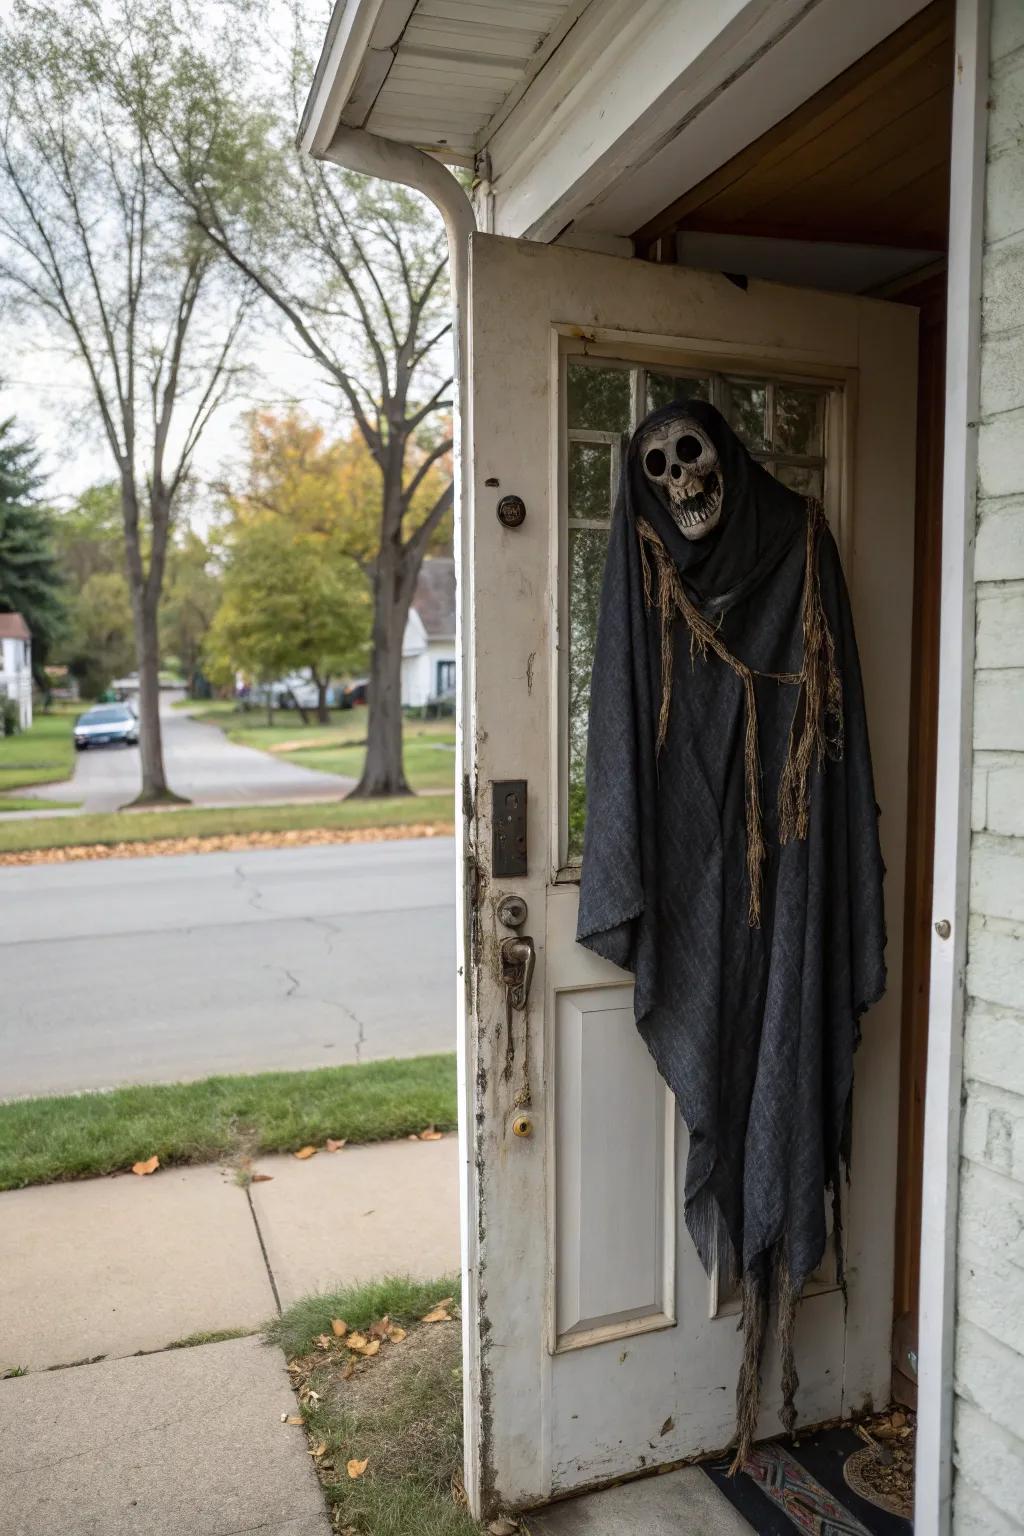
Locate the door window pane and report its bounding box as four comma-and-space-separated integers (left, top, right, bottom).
567, 364, 631, 432
773, 462, 824, 500
722, 379, 768, 452
567, 527, 608, 864
562, 357, 835, 870
774, 387, 824, 456
645, 373, 710, 414
569, 441, 615, 521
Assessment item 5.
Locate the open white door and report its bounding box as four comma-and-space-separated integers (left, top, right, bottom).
459, 234, 917, 1515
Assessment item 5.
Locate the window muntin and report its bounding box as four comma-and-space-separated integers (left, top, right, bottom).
563, 359, 837, 869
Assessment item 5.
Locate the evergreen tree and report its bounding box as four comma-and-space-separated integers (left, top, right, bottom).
0, 416, 64, 683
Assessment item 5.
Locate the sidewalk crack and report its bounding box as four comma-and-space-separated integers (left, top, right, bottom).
245, 1187, 282, 1316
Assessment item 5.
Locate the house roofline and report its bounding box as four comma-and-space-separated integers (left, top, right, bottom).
298, 0, 386, 158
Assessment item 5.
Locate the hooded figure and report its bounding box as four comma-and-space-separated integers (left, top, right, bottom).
576, 399, 886, 1467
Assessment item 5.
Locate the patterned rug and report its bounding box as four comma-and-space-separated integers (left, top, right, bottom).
703, 1426, 914, 1536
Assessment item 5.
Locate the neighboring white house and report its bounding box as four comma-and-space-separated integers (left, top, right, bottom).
0, 612, 32, 730
301, 1, 1022, 1530
401, 557, 456, 709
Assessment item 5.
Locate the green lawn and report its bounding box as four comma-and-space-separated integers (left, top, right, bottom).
0, 1054, 457, 1191
0, 793, 453, 855
197, 705, 457, 793
0, 795, 81, 811
267, 1274, 478, 1536
0, 709, 77, 793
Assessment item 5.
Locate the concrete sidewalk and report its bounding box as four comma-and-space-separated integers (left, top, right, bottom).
0, 1136, 460, 1535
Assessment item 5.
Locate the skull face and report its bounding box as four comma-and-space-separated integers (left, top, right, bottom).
639, 415, 724, 540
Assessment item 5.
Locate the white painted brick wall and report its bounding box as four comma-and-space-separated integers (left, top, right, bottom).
955, 8, 1024, 1529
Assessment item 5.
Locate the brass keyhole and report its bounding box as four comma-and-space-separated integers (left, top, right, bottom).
512, 1114, 533, 1138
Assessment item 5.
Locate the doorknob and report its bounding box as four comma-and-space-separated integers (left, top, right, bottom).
500, 934, 535, 1011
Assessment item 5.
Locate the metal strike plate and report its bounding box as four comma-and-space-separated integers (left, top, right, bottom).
492, 779, 527, 878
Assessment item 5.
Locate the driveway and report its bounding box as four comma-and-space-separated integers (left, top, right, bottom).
27, 696, 351, 813
0, 836, 455, 1098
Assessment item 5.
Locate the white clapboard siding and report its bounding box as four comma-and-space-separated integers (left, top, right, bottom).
953, 2, 1024, 1530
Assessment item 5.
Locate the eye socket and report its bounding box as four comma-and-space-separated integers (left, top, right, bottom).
677, 434, 704, 464
644, 448, 667, 477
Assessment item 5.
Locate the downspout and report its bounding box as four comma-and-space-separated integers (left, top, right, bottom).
316, 124, 483, 1513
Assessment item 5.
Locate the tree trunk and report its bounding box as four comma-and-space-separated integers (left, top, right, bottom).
284, 686, 312, 726
351, 550, 413, 797
313, 671, 330, 725
128, 592, 183, 806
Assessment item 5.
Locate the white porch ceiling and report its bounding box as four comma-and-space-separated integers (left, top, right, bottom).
333, 0, 585, 161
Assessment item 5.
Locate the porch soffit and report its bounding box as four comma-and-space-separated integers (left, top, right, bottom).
636, 0, 954, 253
305, 0, 590, 165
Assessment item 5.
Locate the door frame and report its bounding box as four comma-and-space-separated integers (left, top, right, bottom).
915, 0, 989, 1530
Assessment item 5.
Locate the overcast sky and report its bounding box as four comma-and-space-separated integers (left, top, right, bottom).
0, 0, 351, 522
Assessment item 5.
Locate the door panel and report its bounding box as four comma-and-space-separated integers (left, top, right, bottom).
554, 985, 675, 1349
460, 233, 917, 1512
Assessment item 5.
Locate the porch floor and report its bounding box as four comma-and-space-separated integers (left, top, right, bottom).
524, 1427, 915, 1535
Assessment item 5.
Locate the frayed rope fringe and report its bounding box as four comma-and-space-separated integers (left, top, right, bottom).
637, 499, 841, 927
727, 1248, 801, 1476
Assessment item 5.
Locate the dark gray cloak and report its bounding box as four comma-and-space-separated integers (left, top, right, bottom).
576, 400, 886, 1458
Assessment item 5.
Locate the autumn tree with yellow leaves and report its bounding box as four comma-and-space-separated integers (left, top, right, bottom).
207, 409, 449, 724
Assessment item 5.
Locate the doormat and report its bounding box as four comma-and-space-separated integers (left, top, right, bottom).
703, 1424, 913, 1536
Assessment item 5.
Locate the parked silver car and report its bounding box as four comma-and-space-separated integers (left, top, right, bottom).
73, 704, 139, 750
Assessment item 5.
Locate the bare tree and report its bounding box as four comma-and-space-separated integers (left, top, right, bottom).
152, 18, 453, 797
0, 0, 248, 803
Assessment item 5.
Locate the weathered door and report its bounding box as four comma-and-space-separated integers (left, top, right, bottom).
458, 233, 917, 1514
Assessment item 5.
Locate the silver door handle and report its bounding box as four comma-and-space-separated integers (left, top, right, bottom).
500, 934, 535, 1012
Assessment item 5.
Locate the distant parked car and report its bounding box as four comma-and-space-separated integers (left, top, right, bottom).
340, 680, 369, 709
73, 704, 139, 751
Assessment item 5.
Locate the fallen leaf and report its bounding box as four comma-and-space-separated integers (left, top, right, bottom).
407, 1134, 419, 1142
314, 1335, 333, 1351
421, 1298, 454, 1324
386, 1325, 407, 1343
346, 1457, 369, 1480
293, 1146, 317, 1160
659, 1416, 674, 1437
346, 1332, 369, 1351
283, 1415, 304, 1426
310, 1441, 328, 1458
325, 1138, 347, 1152
131, 1155, 159, 1177
361, 1339, 381, 1358
488, 1521, 519, 1535
330, 1319, 348, 1338
418, 1126, 444, 1141
251, 1172, 273, 1183
368, 1316, 390, 1340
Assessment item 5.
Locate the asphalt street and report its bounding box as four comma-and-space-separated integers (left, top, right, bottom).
0, 837, 456, 1098
21, 695, 351, 814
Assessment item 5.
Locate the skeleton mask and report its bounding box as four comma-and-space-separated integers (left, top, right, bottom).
640, 414, 724, 540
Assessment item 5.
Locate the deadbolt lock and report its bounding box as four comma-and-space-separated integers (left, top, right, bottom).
496, 894, 528, 930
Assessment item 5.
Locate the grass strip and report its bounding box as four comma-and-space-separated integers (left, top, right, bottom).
271, 1274, 480, 1536
0, 710, 76, 793
0, 1054, 457, 1191
0, 793, 453, 857
267, 1274, 462, 1360
0, 796, 80, 811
